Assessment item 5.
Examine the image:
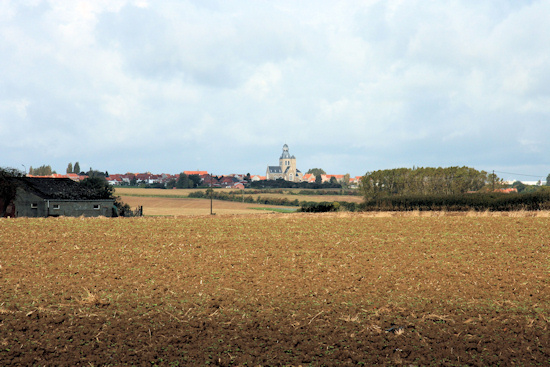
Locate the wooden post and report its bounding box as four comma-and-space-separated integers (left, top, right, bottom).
210, 174, 214, 215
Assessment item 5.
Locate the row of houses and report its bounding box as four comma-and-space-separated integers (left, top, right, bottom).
104, 171, 209, 185
28, 172, 249, 189
28, 171, 363, 188
27, 173, 89, 181
107, 172, 250, 188
301, 174, 362, 185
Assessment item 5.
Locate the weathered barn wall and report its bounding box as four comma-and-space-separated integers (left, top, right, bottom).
14, 189, 114, 217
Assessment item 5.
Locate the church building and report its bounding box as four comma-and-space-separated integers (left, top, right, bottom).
266, 144, 303, 182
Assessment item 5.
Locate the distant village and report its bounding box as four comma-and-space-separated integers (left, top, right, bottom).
26, 171, 362, 190
5, 144, 548, 219
20, 144, 545, 192
26, 145, 363, 190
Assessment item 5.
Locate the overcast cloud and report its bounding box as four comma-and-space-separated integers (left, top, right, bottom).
2, 0, 549, 181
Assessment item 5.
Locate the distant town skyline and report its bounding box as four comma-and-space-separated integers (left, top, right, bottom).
2, 1, 550, 183
22, 164, 546, 186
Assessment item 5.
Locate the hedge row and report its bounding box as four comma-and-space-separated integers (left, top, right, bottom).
188, 190, 550, 213
360, 191, 550, 212
299, 201, 359, 212
188, 190, 301, 207
188, 190, 360, 211
293, 189, 360, 196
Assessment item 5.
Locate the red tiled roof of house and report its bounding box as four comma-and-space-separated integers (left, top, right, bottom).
27, 173, 89, 181
495, 188, 518, 194
301, 174, 316, 182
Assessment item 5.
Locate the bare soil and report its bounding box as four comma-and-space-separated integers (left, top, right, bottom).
1, 213, 549, 366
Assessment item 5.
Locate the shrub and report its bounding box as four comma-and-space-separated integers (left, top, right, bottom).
359, 191, 550, 212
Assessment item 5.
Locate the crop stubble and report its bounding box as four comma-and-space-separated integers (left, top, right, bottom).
0, 213, 549, 365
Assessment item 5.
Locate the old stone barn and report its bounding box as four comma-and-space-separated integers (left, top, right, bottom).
2, 177, 115, 218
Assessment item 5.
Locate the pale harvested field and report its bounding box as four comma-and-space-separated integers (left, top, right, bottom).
119, 195, 293, 216
115, 187, 362, 203
115, 187, 203, 197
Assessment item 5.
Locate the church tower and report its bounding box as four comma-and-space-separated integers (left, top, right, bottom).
279, 144, 300, 182
266, 144, 302, 181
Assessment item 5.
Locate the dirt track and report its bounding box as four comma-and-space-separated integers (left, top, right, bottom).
1, 213, 549, 365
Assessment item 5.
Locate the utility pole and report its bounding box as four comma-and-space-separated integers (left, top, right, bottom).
492, 170, 495, 192
210, 173, 214, 215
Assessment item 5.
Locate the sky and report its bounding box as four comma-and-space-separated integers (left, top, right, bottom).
1, 0, 550, 182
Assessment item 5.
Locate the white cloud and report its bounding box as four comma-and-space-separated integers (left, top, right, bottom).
0, 99, 30, 120
244, 63, 282, 99
1, 0, 549, 178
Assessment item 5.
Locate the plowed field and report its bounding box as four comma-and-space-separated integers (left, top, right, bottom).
1, 212, 549, 366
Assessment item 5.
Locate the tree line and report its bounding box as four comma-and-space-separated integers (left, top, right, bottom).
250, 179, 342, 189
360, 166, 502, 199
28, 162, 105, 177
28, 165, 56, 176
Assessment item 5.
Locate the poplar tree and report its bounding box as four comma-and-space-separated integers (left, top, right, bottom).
66, 163, 73, 174
176, 173, 193, 188
31, 165, 53, 176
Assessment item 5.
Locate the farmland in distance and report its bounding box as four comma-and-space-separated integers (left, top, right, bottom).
1, 212, 549, 365
115, 187, 299, 216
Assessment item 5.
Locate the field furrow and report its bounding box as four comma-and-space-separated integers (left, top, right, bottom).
1, 213, 549, 365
